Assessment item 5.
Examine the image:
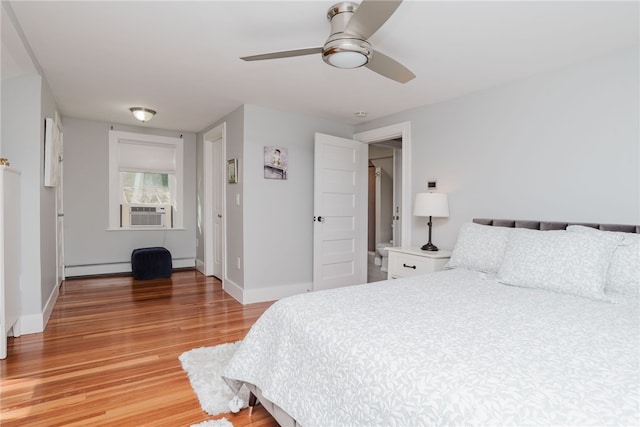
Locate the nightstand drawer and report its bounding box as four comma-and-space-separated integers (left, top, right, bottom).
390, 254, 438, 277
387, 248, 451, 279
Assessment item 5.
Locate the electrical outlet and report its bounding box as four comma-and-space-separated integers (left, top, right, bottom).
427, 181, 437, 190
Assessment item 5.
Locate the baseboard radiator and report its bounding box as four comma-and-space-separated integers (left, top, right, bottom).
65, 258, 195, 278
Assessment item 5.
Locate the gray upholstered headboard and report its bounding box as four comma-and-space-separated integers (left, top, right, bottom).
473, 218, 640, 234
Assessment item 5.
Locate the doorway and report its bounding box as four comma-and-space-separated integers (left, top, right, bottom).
312, 123, 412, 290
354, 122, 412, 284
367, 139, 402, 282
201, 123, 226, 280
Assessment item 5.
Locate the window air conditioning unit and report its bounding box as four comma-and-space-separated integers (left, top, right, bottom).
121, 204, 172, 228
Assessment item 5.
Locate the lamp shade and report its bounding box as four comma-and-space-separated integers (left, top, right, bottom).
413, 192, 449, 217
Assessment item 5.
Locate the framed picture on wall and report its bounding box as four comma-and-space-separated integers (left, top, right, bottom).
227, 158, 238, 183
264, 146, 288, 180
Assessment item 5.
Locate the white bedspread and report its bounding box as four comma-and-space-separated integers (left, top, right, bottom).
223, 269, 639, 426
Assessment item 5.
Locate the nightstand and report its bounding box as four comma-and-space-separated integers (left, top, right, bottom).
386, 247, 451, 279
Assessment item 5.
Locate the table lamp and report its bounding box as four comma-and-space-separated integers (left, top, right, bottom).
413, 192, 449, 251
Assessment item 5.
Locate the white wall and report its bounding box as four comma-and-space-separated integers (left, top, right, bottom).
39, 78, 59, 311
63, 117, 197, 275
222, 107, 245, 288
2, 75, 43, 318
242, 105, 353, 299
356, 47, 639, 250
1, 74, 60, 332
198, 104, 353, 303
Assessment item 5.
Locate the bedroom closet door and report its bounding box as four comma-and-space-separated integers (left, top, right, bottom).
202, 123, 225, 279
313, 133, 367, 291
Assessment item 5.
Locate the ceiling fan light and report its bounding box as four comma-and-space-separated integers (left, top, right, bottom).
130, 107, 156, 122
323, 37, 371, 69
327, 51, 368, 69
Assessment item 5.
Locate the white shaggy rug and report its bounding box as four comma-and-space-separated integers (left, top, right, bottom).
179, 341, 249, 416
191, 418, 233, 427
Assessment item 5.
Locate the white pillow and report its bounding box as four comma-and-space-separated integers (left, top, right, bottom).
567, 225, 639, 298
445, 222, 513, 273
497, 228, 623, 301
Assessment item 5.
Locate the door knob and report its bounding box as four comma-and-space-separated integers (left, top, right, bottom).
317, 216, 325, 223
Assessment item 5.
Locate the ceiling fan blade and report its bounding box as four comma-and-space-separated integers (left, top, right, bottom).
345, 0, 403, 39
366, 49, 415, 83
241, 47, 323, 62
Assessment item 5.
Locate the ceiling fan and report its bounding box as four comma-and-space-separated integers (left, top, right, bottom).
240, 0, 415, 84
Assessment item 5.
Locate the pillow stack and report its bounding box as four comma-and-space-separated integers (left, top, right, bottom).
446, 222, 639, 302
566, 225, 640, 299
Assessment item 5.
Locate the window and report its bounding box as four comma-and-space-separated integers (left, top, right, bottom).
108, 130, 184, 229
121, 172, 170, 204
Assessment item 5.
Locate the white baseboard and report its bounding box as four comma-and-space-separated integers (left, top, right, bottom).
42, 280, 60, 330
195, 258, 205, 275
222, 278, 244, 303
65, 258, 195, 277
223, 278, 310, 304
17, 279, 61, 335
18, 313, 44, 335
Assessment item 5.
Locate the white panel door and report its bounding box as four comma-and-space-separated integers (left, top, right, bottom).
313, 133, 367, 291
212, 138, 223, 279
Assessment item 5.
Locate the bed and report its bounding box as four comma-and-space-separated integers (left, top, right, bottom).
223, 219, 640, 426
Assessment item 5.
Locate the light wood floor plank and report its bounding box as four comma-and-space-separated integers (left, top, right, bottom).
0, 270, 278, 427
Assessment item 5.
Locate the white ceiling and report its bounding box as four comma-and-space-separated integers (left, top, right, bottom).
3, 1, 638, 133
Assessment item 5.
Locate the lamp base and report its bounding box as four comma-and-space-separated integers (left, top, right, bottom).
421, 242, 439, 252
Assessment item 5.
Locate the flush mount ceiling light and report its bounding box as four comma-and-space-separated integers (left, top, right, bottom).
130, 107, 156, 123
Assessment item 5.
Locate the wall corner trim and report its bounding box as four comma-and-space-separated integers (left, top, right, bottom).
16, 279, 60, 336
223, 280, 311, 305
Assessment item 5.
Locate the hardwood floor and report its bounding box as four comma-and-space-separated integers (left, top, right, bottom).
0, 270, 279, 427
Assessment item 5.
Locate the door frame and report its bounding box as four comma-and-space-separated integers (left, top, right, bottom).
202, 123, 226, 279
354, 122, 412, 247
54, 112, 64, 284
392, 147, 402, 245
